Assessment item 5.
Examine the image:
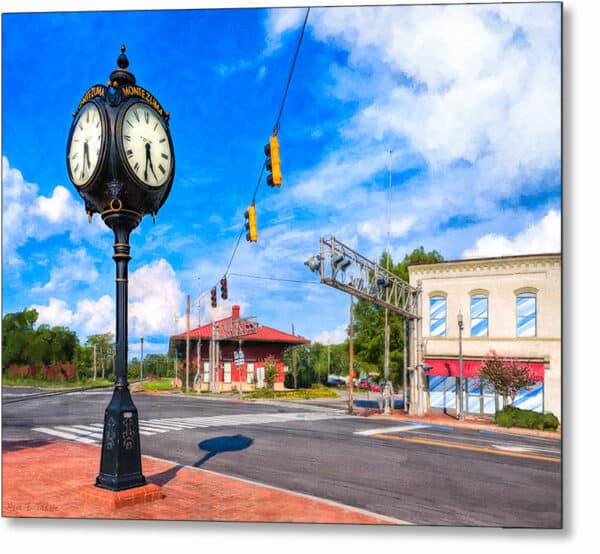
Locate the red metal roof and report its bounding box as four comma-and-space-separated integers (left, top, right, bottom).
171, 306, 309, 345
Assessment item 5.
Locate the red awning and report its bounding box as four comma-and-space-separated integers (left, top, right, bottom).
424, 358, 545, 381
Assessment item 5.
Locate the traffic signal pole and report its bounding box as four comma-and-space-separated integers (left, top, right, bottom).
306, 235, 424, 415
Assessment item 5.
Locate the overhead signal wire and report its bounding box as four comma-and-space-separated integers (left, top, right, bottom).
206, 7, 311, 303
273, 7, 311, 134
228, 272, 321, 286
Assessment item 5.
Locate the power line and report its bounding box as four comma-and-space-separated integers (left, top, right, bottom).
273, 8, 311, 133
228, 272, 320, 285
215, 7, 311, 291
224, 228, 245, 276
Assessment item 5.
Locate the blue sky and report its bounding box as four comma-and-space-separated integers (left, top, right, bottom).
1, 2, 562, 358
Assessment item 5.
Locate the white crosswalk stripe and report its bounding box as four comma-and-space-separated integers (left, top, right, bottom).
32, 411, 351, 444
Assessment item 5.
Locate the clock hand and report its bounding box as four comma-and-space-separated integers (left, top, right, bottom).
144, 142, 159, 182
83, 141, 91, 169
148, 153, 159, 182
144, 142, 150, 181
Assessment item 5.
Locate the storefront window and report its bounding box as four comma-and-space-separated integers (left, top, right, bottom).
517, 292, 536, 337
471, 294, 488, 337
430, 296, 447, 336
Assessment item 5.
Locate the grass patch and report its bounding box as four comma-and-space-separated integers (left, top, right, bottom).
244, 387, 340, 400
2, 376, 113, 389
142, 378, 177, 391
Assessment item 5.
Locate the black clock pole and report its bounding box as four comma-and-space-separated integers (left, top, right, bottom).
95, 209, 145, 491
68, 45, 174, 494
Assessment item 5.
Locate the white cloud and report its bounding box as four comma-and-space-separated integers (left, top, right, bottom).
287, 147, 395, 205
463, 209, 561, 258
31, 247, 99, 293
313, 324, 347, 345
30, 258, 189, 341
75, 295, 114, 336
358, 215, 416, 243
263, 8, 307, 54
32, 294, 113, 337
322, 5, 561, 174
129, 258, 185, 338
2, 156, 107, 270
32, 298, 74, 328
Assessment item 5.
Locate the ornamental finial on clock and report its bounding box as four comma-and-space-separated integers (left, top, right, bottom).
117, 45, 129, 69
110, 44, 136, 87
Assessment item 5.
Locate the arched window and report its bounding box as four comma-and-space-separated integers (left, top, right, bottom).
516, 292, 537, 337
430, 295, 447, 337
471, 294, 488, 337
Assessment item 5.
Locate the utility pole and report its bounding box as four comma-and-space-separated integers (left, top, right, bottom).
185, 294, 190, 393
383, 150, 393, 414
348, 295, 354, 414
195, 279, 201, 391
416, 281, 424, 416
140, 336, 144, 385
93, 344, 97, 381
292, 323, 297, 389
403, 319, 408, 413
210, 322, 218, 392
239, 339, 243, 400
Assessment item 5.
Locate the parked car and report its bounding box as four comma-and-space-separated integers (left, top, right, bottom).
357, 379, 370, 390
370, 382, 382, 392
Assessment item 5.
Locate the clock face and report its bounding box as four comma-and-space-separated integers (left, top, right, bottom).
120, 102, 173, 187
68, 102, 104, 187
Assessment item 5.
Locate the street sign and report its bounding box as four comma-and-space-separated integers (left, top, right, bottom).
233, 350, 244, 366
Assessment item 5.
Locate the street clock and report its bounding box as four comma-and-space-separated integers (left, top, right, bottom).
66, 46, 175, 493
66, 45, 175, 223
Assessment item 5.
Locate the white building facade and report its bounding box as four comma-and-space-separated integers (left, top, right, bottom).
408, 253, 561, 421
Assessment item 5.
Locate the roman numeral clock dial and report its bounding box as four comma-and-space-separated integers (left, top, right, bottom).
120, 102, 173, 187
67, 102, 104, 187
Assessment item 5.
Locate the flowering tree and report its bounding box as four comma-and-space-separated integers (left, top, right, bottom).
264, 356, 278, 390
478, 350, 536, 406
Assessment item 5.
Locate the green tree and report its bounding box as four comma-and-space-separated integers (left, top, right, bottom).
75, 344, 94, 379
352, 247, 444, 386
264, 356, 277, 390
2, 308, 39, 369
85, 333, 115, 379
2, 309, 79, 371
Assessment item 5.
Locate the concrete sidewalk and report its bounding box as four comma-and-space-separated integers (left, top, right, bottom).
2, 439, 408, 524
361, 407, 561, 439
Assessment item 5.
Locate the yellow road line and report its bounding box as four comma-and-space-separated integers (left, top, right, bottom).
373, 434, 561, 463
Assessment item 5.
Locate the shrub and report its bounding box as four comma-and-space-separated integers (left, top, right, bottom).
541, 412, 560, 431
495, 406, 559, 431
495, 411, 514, 428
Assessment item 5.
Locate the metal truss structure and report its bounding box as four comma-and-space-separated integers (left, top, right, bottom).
305, 236, 419, 320
215, 317, 261, 340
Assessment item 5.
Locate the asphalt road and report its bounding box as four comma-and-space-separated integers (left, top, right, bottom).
2, 386, 562, 527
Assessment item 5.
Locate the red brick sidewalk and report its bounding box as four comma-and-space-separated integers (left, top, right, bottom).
2, 439, 406, 524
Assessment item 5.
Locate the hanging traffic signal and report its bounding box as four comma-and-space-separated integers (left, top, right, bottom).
264, 134, 282, 187
210, 287, 217, 308
220, 276, 228, 300
245, 204, 258, 242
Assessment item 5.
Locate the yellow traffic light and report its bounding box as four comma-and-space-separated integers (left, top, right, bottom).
245, 204, 258, 242
264, 134, 282, 187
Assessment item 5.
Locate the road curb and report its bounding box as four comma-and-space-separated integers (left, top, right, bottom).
366, 411, 561, 439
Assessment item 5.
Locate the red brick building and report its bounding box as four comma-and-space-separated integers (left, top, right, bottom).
170, 305, 309, 391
